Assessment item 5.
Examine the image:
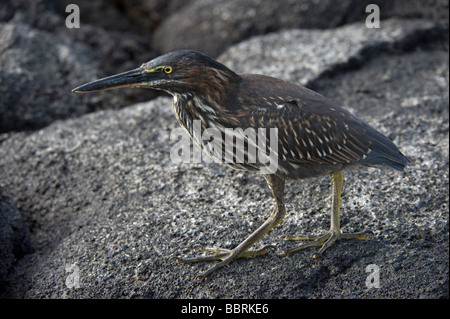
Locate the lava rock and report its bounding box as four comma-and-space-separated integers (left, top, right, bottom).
219, 19, 446, 85
153, 0, 375, 57
0, 194, 33, 284
153, 0, 448, 57
0, 19, 447, 298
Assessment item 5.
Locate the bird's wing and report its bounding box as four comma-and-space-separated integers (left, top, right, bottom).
235, 74, 408, 170
241, 93, 403, 168
250, 101, 367, 164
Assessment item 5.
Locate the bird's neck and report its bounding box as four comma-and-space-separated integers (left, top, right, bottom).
171, 69, 242, 133
172, 93, 228, 129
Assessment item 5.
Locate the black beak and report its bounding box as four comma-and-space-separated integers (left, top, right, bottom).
72, 67, 151, 93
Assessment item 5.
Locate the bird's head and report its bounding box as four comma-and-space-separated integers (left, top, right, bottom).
72, 50, 241, 99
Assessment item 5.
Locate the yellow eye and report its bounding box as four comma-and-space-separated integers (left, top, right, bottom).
163, 66, 173, 74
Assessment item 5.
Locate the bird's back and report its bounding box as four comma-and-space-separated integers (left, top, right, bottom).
235, 74, 409, 178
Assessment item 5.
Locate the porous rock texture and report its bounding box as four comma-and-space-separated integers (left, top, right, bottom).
0, 1, 448, 299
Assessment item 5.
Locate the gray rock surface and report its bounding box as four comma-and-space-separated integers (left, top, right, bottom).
0, 17, 448, 298
153, 0, 449, 57
219, 19, 444, 85
0, 194, 33, 284
153, 0, 371, 57
0, 22, 96, 132
0, 1, 159, 132
2, 0, 448, 133
0, 21, 156, 133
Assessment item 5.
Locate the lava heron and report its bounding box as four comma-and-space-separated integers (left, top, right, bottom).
73, 50, 409, 280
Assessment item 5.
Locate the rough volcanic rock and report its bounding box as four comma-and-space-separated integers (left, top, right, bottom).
153, 0, 448, 57
0, 194, 33, 285
219, 19, 446, 85
0, 19, 447, 299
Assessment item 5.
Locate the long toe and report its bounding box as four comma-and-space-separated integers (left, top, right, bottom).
283, 230, 369, 257
282, 233, 331, 255
174, 245, 275, 279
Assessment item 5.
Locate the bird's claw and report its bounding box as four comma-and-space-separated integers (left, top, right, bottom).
173, 244, 276, 280
282, 230, 369, 257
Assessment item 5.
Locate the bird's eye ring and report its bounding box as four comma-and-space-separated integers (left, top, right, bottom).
163, 66, 173, 74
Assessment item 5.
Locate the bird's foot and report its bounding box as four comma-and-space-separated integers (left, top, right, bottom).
173, 244, 275, 280
282, 230, 368, 258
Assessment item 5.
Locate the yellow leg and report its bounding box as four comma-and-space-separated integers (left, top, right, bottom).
283, 172, 368, 257
174, 174, 286, 280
